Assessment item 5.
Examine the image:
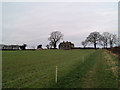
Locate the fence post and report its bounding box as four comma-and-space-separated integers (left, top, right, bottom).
56, 65, 57, 83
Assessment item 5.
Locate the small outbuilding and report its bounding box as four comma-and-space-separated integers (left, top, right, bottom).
59, 41, 74, 50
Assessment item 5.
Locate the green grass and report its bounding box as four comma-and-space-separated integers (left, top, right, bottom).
2, 49, 118, 88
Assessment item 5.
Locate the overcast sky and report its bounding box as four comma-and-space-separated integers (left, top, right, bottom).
2, 2, 118, 48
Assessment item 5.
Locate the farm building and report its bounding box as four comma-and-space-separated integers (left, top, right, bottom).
0, 44, 22, 50
1, 45, 20, 50
0, 44, 27, 50
59, 41, 74, 50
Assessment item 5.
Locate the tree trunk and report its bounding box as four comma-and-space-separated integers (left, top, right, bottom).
94, 43, 96, 49
110, 41, 113, 48
54, 43, 56, 49
106, 43, 107, 49
103, 43, 105, 49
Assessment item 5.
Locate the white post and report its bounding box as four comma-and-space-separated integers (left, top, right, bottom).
56, 65, 57, 83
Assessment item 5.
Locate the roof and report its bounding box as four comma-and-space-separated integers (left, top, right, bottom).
59, 41, 74, 45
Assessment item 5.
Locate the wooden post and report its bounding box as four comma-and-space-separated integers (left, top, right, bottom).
56, 65, 57, 83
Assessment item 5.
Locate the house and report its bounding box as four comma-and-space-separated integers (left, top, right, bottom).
59, 41, 74, 50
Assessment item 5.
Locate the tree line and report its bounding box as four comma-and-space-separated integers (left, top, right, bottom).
81, 32, 117, 49
46, 31, 118, 49
1, 31, 118, 50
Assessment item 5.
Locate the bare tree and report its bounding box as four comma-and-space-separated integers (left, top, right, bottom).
46, 44, 49, 49
86, 32, 102, 49
118, 37, 120, 47
49, 42, 53, 48
81, 40, 88, 48
48, 31, 63, 49
101, 32, 110, 48
108, 33, 117, 48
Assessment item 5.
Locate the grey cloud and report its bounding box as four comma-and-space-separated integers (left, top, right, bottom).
2, 2, 118, 48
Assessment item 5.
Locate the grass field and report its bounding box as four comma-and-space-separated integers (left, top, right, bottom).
2, 49, 118, 88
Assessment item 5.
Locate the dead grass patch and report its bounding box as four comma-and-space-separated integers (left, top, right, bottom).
104, 51, 118, 78
106, 50, 118, 57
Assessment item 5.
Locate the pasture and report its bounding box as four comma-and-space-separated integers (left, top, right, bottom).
2, 49, 118, 88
